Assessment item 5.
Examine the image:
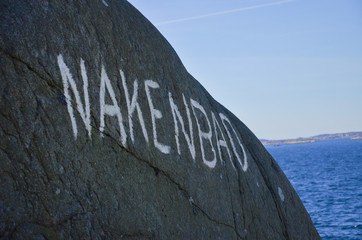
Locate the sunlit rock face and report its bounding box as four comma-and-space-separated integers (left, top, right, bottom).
0, 1, 320, 239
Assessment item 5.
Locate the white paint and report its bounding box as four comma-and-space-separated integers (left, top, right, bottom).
99, 65, 127, 146
168, 92, 196, 160
278, 187, 285, 202
257, 182, 260, 188
120, 69, 149, 143
176, 224, 183, 232
59, 166, 64, 174
191, 99, 217, 168
58, 55, 251, 174
57, 54, 92, 139
212, 112, 234, 169
219, 113, 248, 172
102, 0, 109, 7
144, 80, 170, 154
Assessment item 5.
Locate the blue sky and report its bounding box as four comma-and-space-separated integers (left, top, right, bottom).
127, 0, 362, 139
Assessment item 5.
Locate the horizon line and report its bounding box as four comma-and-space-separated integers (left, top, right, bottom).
260, 130, 362, 141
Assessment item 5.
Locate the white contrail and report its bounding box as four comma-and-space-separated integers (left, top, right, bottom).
155, 0, 295, 26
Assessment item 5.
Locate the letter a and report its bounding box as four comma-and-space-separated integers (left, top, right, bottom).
212, 112, 234, 169
99, 65, 127, 146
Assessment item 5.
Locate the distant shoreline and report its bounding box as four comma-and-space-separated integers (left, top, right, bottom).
260, 132, 362, 145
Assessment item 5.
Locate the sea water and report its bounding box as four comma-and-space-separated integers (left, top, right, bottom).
266, 138, 362, 240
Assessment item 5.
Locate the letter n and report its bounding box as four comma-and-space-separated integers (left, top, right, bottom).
57, 54, 91, 139
169, 92, 195, 160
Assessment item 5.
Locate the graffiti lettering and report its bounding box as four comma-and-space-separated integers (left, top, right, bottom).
58, 54, 248, 171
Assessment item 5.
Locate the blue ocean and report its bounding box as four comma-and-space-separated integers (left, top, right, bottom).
266, 138, 362, 240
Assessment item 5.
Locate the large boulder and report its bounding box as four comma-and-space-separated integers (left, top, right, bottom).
0, 1, 320, 239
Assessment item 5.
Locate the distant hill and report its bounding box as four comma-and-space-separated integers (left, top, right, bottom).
260, 132, 362, 145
